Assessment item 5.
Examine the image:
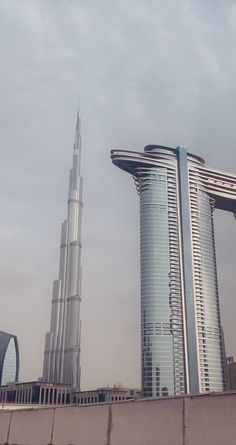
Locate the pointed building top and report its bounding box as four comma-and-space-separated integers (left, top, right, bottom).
74, 111, 81, 151
70, 110, 82, 190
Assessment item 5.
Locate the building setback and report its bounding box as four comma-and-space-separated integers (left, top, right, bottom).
43, 114, 83, 390
111, 145, 236, 397
0, 331, 19, 386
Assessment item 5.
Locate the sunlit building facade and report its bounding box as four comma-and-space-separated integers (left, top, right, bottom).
111, 145, 236, 397
0, 331, 19, 385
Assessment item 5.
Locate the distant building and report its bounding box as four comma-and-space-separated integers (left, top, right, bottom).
43, 113, 83, 390
74, 386, 141, 405
225, 357, 236, 390
0, 382, 141, 406
0, 381, 71, 405
0, 331, 19, 385
221, 327, 227, 390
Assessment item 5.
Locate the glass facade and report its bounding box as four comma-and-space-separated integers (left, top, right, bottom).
2, 338, 17, 385
189, 171, 224, 392
111, 144, 227, 397
0, 332, 19, 386
43, 113, 82, 389
139, 165, 186, 397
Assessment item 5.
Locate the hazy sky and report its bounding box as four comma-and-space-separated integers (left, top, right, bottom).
0, 0, 236, 390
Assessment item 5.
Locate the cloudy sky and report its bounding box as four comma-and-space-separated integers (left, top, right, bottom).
0, 0, 236, 390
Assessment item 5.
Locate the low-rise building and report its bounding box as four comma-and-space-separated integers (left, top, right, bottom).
0, 381, 141, 407
225, 357, 236, 390
0, 380, 71, 405
74, 386, 141, 405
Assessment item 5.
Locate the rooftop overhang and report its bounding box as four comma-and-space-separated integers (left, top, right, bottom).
111, 149, 177, 175
213, 195, 236, 213
111, 151, 157, 175
111, 148, 236, 214
192, 164, 236, 214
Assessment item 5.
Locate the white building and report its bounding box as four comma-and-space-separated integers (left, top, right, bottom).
43, 114, 83, 390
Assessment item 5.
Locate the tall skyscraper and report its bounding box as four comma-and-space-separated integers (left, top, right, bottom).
0, 331, 19, 385
111, 145, 236, 397
43, 114, 83, 390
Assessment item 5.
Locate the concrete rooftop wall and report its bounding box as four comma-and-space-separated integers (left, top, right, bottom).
0, 391, 236, 444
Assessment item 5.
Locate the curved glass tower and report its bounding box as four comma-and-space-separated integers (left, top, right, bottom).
111, 145, 236, 397
0, 331, 19, 385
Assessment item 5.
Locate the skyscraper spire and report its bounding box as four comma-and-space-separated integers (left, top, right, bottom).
43, 113, 83, 390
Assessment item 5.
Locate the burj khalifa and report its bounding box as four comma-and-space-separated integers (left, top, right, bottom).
43, 113, 83, 390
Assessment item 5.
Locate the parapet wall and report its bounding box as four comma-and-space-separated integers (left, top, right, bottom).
1, 391, 236, 445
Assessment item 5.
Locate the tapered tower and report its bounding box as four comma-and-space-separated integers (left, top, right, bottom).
43, 114, 83, 390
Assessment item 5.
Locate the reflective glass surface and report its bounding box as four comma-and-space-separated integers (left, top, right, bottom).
114, 147, 225, 397
2, 338, 17, 385
189, 174, 224, 392
139, 166, 186, 397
